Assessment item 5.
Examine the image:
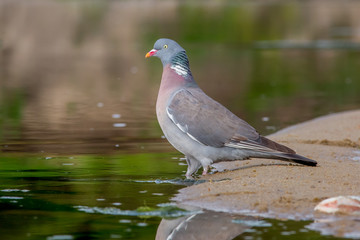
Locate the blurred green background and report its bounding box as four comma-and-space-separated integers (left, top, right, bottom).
1, 0, 359, 153
0, 0, 359, 239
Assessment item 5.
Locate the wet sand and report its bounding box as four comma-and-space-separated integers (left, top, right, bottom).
174, 110, 360, 237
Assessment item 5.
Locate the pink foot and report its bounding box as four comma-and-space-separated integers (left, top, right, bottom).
202, 167, 208, 175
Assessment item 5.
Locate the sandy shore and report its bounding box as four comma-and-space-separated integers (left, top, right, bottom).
174, 110, 360, 237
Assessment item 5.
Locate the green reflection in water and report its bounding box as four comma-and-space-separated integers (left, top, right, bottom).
0, 152, 185, 240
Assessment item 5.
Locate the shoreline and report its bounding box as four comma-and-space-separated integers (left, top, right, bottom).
174, 109, 360, 237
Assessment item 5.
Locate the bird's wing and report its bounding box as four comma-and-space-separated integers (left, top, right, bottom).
166, 88, 262, 148
166, 88, 296, 154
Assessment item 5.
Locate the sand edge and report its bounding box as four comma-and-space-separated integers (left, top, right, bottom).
174, 109, 360, 236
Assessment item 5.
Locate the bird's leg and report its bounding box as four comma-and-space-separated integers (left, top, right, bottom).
185, 156, 201, 178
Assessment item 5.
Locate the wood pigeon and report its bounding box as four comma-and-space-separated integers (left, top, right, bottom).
146, 38, 317, 178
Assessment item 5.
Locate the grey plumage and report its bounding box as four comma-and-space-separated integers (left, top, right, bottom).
146, 38, 317, 178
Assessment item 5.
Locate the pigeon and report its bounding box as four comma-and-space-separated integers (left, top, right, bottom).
145, 38, 317, 178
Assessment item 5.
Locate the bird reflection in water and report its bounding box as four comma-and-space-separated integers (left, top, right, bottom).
156, 206, 258, 240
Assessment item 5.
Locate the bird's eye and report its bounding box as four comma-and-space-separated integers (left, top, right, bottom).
163, 44, 168, 49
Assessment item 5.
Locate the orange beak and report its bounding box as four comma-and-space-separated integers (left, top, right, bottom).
145, 49, 157, 58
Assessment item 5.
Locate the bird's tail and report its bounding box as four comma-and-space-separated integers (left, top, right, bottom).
273, 153, 317, 166
257, 136, 317, 166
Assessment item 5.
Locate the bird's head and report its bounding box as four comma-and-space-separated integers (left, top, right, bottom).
145, 38, 186, 66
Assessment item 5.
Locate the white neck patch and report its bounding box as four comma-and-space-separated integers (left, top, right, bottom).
170, 64, 188, 77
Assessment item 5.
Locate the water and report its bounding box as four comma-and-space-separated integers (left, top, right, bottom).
0, 153, 185, 239
1, 0, 360, 239
0, 153, 345, 240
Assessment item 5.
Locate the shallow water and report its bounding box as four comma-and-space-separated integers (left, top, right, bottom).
1, 0, 360, 239
0, 153, 347, 240
0, 153, 184, 239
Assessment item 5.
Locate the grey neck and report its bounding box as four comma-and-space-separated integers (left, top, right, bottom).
169, 51, 193, 79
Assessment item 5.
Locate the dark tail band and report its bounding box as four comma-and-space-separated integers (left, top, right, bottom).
277, 153, 317, 166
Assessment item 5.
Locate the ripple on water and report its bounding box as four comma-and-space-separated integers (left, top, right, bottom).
0, 196, 24, 200
74, 205, 201, 218
1, 189, 30, 193
232, 219, 272, 227
134, 178, 208, 186
46, 235, 74, 240
113, 123, 126, 128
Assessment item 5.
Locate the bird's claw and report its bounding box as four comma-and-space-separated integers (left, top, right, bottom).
202, 167, 208, 176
